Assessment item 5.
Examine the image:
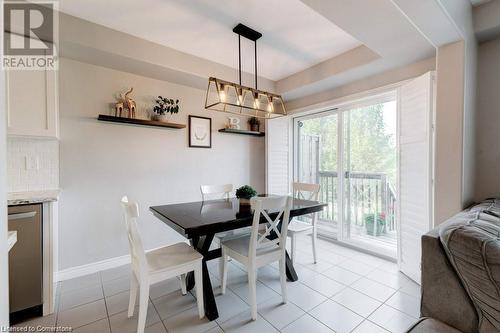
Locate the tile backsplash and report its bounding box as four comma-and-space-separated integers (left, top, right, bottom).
7, 137, 59, 192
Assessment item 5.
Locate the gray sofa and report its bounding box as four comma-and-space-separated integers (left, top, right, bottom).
407, 199, 500, 333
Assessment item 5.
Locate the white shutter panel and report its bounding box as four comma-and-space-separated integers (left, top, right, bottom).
266, 117, 291, 195
398, 72, 434, 284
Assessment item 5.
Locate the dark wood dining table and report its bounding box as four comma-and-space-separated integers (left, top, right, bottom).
150, 195, 326, 321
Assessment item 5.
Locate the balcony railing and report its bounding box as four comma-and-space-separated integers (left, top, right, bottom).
317, 171, 397, 233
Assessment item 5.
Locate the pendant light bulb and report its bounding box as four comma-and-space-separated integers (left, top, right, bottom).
219, 83, 226, 102
267, 95, 274, 112
253, 92, 260, 109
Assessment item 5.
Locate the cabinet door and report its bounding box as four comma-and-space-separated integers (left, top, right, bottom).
6, 33, 58, 138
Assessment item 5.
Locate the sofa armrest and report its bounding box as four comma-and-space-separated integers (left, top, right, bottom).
421, 229, 478, 333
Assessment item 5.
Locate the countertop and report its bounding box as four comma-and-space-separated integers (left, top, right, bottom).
8, 231, 17, 252
8, 189, 60, 205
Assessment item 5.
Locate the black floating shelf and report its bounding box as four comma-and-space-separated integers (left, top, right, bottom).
218, 128, 265, 137
97, 114, 186, 129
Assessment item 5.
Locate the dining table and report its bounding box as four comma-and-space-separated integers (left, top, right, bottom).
150, 195, 327, 321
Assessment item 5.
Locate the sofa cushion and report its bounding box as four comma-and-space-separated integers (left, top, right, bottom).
440, 199, 500, 333
406, 318, 463, 333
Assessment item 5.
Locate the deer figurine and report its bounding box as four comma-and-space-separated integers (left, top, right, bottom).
119, 87, 137, 118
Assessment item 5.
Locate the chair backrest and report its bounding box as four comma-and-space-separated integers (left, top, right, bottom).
249, 196, 292, 259
200, 184, 233, 201
121, 196, 148, 278
293, 182, 320, 226
293, 182, 320, 201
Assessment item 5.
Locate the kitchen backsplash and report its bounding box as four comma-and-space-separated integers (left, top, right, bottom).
7, 137, 59, 192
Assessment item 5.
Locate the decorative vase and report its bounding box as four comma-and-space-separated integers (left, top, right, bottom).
153, 114, 171, 122
239, 198, 251, 205
250, 124, 259, 132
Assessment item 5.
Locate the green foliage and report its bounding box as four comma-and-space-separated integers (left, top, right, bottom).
235, 185, 257, 200
299, 102, 396, 184
153, 96, 180, 115
248, 117, 260, 125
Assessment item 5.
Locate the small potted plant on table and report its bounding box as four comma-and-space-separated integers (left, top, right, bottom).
236, 185, 257, 208
248, 117, 261, 132
152, 96, 179, 122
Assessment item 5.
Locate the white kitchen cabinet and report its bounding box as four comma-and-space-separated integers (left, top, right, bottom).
6, 33, 58, 138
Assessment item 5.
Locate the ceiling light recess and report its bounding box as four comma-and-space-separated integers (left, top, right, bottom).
205, 23, 286, 119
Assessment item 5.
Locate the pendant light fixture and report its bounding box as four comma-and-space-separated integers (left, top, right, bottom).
205, 23, 286, 119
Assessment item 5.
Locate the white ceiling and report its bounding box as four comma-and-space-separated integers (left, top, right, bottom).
59, 0, 362, 81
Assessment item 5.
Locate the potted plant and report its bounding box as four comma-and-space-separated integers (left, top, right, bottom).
152, 96, 179, 122
235, 185, 257, 206
364, 213, 386, 236
248, 117, 260, 132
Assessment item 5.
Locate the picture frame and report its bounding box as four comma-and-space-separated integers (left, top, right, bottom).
189, 115, 212, 148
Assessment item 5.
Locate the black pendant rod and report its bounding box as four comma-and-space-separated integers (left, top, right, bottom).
238, 35, 242, 86
254, 40, 258, 90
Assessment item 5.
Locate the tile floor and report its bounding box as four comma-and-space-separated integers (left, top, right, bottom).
14, 235, 421, 333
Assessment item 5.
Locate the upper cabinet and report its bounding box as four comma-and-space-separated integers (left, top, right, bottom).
6, 33, 59, 138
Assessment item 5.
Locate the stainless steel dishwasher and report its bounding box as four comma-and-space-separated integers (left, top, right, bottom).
8, 204, 43, 322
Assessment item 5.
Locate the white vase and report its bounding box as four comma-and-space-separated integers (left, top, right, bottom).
153, 114, 171, 122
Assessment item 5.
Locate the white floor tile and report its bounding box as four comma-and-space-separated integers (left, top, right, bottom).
369, 304, 416, 333
230, 280, 279, 306
286, 282, 327, 311
385, 291, 420, 318
218, 310, 277, 333
59, 273, 101, 294
149, 278, 183, 300
351, 277, 397, 302
257, 295, 305, 330
59, 285, 104, 311
332, 288, 382, 317
57, 299, 107, 329
71, 318, 110, 333
281, 314, 333, 333
322, 266, 362, 285
153, 290, 197, 320
109, 302, 161, 333
351, 320, 389, 333
100, 264, 131, 282
145, 322, 169, 333
102, 275, 130, 297
213, 289, 249, 324
105, 290, 133, 316
309, 299, 364, 333
163, 306, 217, 333
299, 272, 346, 297
337, 259, 376, 276
366, 269, 407, 289
399, 278, 421, 299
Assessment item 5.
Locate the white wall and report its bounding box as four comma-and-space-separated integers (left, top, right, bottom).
58, 58, 265, 270
7, 138, 59, 192
476, 37, 500, 200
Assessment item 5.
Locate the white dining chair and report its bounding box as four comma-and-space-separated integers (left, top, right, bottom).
200, 184, 233, 201
220, 196, 292, 321
200, 184, 251, 278
121, 196, 204, 333
288, 182, 321, 264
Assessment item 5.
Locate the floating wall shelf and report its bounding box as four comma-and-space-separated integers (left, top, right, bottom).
97, 115, 186, 129
218, 128, 265, 137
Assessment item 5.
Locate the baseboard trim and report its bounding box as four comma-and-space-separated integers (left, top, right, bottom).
55, 254, 131, 282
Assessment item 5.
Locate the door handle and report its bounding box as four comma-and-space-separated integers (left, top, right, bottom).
8, 211, 37, 221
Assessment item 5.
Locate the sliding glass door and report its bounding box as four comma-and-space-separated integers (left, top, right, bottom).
295, 112, 339, 235
294, 93, 398, 257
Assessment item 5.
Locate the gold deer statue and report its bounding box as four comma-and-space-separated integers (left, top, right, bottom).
115, 87, 137, 118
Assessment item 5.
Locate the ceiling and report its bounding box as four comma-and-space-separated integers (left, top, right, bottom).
59, 0, 362, 81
